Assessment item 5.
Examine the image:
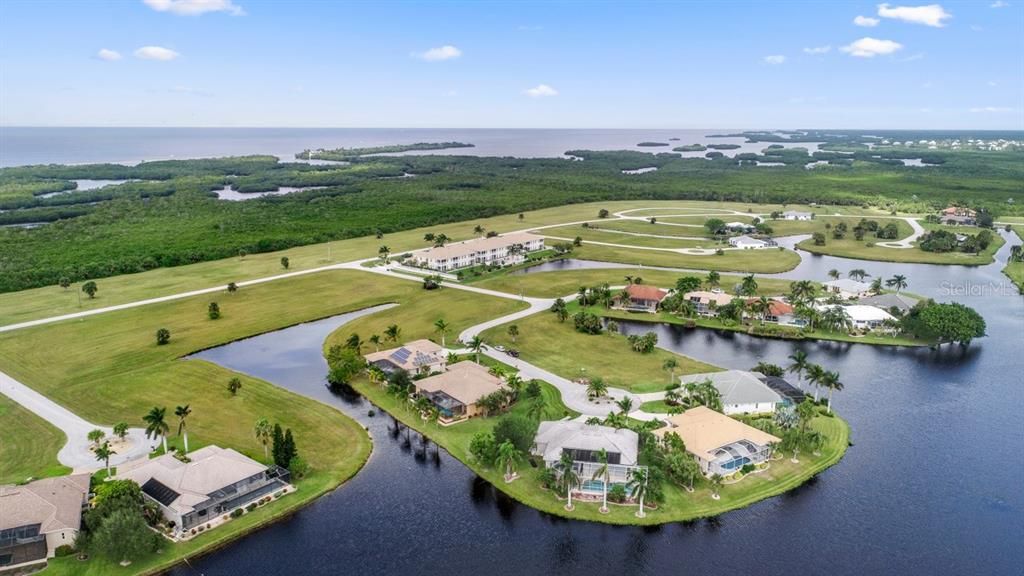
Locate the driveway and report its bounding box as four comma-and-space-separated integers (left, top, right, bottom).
0, 370, 156, 471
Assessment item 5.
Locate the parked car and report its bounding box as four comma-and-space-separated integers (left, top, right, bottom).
506, 349, 520, 358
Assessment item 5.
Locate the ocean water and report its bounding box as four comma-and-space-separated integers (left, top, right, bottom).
0, 127, 806, 167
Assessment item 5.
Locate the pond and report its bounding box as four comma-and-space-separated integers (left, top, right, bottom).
213, 185, 327, 201
173, 233, 1023, 576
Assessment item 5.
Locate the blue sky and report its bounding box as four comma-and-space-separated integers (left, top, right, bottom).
0, 0, 1021, 129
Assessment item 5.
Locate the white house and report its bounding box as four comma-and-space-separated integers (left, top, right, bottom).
724, 221, 753, 232
532, 421, 642, 497
729, 235, 773, 249
681, 370, 783, 415
840, 305, 896, 330
412, 232, 545, 272
683, 290, 734, 316
781, 210, 813, 221
822, 278, 874, 300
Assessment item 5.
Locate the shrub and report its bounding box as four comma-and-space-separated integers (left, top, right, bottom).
231, 508, 244, 518
55, 544, 75, 557
741, 463, 755, 475
246, 503, 258, 512
608, 484, 628, 503
155, 328, 171, 345
493, 414, 536, 452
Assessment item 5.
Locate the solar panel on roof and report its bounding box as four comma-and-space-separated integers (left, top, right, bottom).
142, 478, 180, 506
391, 348, 411, 364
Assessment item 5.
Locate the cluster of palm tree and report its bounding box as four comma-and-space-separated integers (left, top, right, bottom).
383, 324, 401, 343
423, 232, 450, 247
141, 404, 193, 455
787, 350, 844, 412
576, 284, 614, 308
673, 378, 723, 412
550, 298, 569, 322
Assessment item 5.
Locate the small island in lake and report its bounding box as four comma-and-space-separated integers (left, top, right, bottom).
673, 144, 707, 152
637, 141, 670, 147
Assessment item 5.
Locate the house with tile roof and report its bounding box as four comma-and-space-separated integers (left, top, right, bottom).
0, 474, 89, 571
365, 339, 447, 376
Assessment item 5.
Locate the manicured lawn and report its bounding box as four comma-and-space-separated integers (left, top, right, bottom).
1004, 261, 1024, 294
479, 304, 718, 393
597, 219, 717, 237
638, 399, 675, 413
572, 243, 801, 273
655, 214, 756, 227
0, 199, 808, 327
0, 395, 69, 485
356, 373, 850, 525
0, 269, 521, 575
470, 268, 795, 298
537, 225, 713, 249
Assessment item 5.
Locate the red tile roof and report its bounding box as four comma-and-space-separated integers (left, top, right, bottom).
626, 284, 668, 301
746, 299, 794, 316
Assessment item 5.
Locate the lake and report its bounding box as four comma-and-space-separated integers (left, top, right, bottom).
178, 232, 1023, 576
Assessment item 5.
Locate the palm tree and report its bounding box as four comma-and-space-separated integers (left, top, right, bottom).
663, 358, 679, 385
705, 270, 720, 288
143, 406, 170, 454
821, 370, 844, 413
474, 224, 485, 236
806, 364, 825, 402
709, 473, 724, 500
494, 440, 520, 482
433, 319, 450, 347
423, 232, 435, 243
787, 350, 809, 390
740, 274, 758, 296
624, 275, 634, 285
886, 274, 908, 293
175, 404, 192, 453
94, 441, 116, 476
504, 373, 524, 399
527, 395, 547, 420
627, 467, 649, 518
576, 286, 589, 306
254, 418, 272, 459
592, 448, 611, 513
827, 269, 841, 280
368, 334, 381, 352
507, 324, 519, 343
751, 296, 771, 324
378, 245, 391, 262
848, 268, 869, 281
586, 377, 608, 399
433, 233, 449, 247
615, 396, 634, 414
789, 280, 817, 303
870, 277, 884, 294
384, 324, 401, 343
550, 298, 569, 322
556, 452, 580, 511
468, 335, 485, 363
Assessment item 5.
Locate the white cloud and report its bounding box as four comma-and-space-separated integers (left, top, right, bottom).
840, 37, 904, 57
96, 48, 122, 61
134, 46, 181, 61
413, 45, 462, 61
877, 3, 952, 27
803, 45, 832, 54
143, 0, 244, 16
524, 84, 558, 97
763, 54, 786, 64
990, 1, 1009, 8
969, 106, 1014, 113
854, 15, 880, 26
987, 80, 998, 86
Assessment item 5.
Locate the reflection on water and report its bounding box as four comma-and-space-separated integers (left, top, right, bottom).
175, 233, 1023, 576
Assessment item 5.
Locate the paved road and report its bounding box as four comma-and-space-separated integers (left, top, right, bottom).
875, 217, 926, 249
0, 370, 156, 471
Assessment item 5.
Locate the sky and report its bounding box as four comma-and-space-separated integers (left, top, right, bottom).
0, 0, 1021, 129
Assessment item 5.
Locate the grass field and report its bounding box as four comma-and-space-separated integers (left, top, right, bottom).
0, 199, 817, 327
470, 268, 795, 298
538, 224, 713, 249
479, 304, 718, 393
0, 269, 522, 575
1003, 261, 1024, 294
0, 395, 69, 485
354, 372, 849, 525
797, 225, 1004, 265
597, 219, 715, 237
572, 243, 801, 273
